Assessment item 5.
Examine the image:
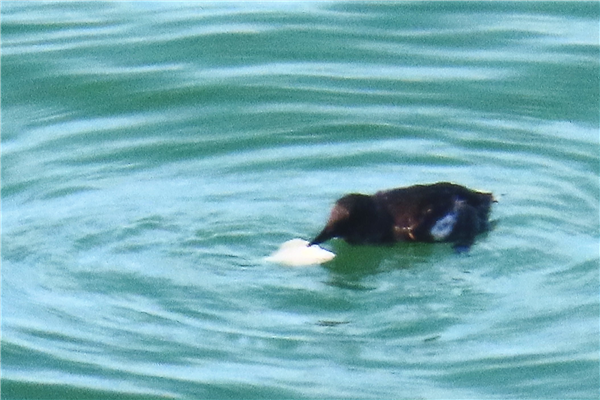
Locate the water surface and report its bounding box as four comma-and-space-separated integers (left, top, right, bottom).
2, 2, 599, 399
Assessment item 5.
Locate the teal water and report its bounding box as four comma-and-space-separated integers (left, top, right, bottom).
2, 2, 599, 399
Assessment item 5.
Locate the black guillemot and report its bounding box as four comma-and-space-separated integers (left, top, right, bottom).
310, 182, 494, 251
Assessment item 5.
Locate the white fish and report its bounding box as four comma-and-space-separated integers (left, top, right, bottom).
266, 238, 335, 266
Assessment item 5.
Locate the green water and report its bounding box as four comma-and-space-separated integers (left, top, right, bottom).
2, 2, 599, 399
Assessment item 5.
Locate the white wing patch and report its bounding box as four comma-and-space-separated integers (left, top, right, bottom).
430, 212, 457, 241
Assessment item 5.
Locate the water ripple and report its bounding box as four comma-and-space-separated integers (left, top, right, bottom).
2, 2, 598, 399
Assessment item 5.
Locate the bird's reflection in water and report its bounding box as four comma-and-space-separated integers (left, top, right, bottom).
322, 240, 441, 290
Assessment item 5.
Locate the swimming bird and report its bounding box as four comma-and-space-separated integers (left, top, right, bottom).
309, 182, 494, 251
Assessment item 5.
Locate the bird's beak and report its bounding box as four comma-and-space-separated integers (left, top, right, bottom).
309, 202, 348, 246
309, 227, 334, 246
